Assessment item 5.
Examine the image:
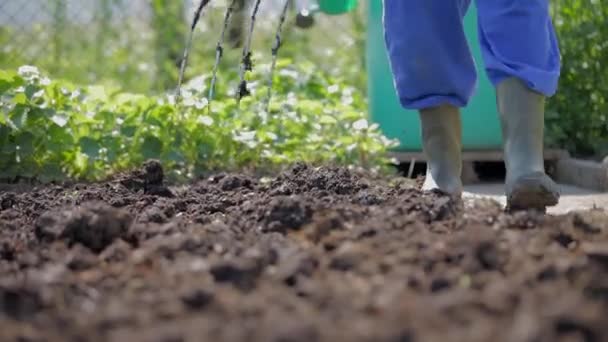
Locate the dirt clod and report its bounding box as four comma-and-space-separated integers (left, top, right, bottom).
262, 196, 314, 233
210, 259, 262, 291
219, 175, 254, 191
35, 202, 132, 253
0, 286, 43, 321
118, 160, 174, 197
0, 192, 16, 210
181, 289, 213, 310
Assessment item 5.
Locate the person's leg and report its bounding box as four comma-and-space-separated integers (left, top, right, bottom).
418, 105, 463, 196
383, 0, 475, 110
383, 0, 474, 196
477, 0, 561, 211
476, 0, 561, 96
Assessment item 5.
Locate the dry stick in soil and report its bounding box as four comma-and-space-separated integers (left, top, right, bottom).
176, 0, 213, 103
236, 0, 263, 106
208, 0, 239, 112
265, 0, 292, 112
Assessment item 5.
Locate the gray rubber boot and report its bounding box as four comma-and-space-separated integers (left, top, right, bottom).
497, 78, 560, 211
420, 105, 463, 197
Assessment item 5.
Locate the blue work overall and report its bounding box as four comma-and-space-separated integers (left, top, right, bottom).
383, 0, 561, 110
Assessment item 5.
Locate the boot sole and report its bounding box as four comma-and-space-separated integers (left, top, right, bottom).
506, 174, 560, 212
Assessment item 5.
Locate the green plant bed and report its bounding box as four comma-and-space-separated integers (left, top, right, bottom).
0, 63, 396, 182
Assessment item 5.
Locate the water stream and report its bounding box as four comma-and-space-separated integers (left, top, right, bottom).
265, 0, 292, 111
176, 0, 212, 102
236, 0, 263, 105
208, 0, 239, 107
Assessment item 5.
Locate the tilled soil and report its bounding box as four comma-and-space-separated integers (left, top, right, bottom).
1, 161, 607, 342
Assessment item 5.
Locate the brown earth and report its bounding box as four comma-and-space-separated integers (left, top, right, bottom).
0, 161, 607, 342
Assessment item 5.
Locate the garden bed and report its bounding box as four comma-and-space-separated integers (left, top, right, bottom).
1, 162, 607, 341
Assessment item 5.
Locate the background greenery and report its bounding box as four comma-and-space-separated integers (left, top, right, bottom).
548, 0, 608, 159
0, 1, 366, 94
0, 61, 395, 181
0, 0, 606, 181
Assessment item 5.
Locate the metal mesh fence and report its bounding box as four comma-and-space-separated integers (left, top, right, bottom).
0, 0, 364, 94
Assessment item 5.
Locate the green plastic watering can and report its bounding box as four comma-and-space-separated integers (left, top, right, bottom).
295, 0, 358, 28
317, 0, 358, 15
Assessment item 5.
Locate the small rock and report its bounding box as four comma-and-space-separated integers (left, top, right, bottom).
210, 259, 262, 291
475, 241, 503, 270
430, 278, 452, 293
0, 286, 43, 321
181, 289, 213, 310
0, 240, 16, 261
219, 175, 253, 191
119, 160, 168, 194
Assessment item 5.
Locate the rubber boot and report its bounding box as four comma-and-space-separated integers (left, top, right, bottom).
497, 78, 560, 211
420, 105, 463, 197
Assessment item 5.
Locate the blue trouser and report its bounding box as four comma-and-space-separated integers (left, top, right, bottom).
383, 0, 561, 110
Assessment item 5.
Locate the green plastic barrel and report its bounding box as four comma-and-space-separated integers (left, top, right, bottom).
317, 0, 358, 15
366, 0, 503, 151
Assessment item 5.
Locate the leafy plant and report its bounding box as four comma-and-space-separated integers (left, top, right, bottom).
0, 64, 397, 181
547, 0, 608, 158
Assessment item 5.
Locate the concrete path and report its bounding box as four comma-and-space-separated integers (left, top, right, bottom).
464, 183, 608, 214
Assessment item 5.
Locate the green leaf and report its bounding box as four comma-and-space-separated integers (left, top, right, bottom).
13, 93, 27, 105
46, 124, 74, 153
8, 105, 28, 130
24, 84, 39, 100
167, 149, 184, 163
0, 124, 11, 150
39, 164, 64, 182
120, 125, 137, 137
141, 135, 163, 159
15, 131, 35, 154
0, 70, 22, 95
26, 108, 53, 127
101, 136, 121, 163
79, 137, 100, 158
